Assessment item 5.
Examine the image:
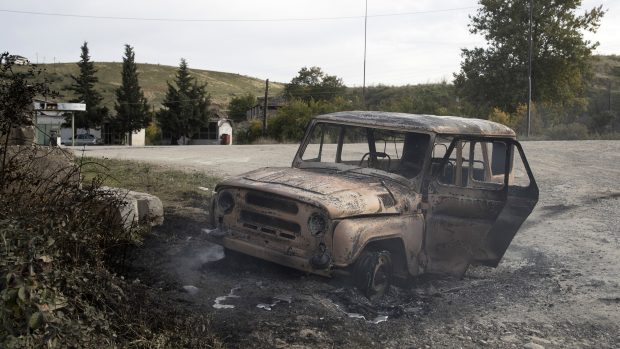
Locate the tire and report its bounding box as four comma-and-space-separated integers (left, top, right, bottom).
354, 250, 393, 299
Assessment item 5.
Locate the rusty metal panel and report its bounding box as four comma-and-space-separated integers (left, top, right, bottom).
204, 112, 537, 283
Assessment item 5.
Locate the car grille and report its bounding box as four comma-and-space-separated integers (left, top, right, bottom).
239, 210, 300, 239
245, 191, 299, 214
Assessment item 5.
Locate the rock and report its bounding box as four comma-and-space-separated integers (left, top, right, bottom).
299, 329, 320, 339
523, 342, 545, 349
1, 146, 80, 197
501, 334, 519, 343
131, 190, 165, 226
530, 336, 552, 345
0, 125, 36, 145
100, 186, 164, 228
183, 285, 199, 295
274, 338, 287, 348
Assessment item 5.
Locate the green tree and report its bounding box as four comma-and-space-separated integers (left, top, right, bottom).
1, 52, 57, 179
0, 53, 55, 136
454, 0, 605, 116
269, 97, 352, 141
114, 44, 150, 144
156, 59, 211, 145
284, 66, 346, 102
65, 42, 108, 130
228, 93, 256, 122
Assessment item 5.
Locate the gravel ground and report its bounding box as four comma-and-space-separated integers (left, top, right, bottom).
82, 141, 620, 348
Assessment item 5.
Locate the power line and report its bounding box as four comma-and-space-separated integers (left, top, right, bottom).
0, 7, 475, 23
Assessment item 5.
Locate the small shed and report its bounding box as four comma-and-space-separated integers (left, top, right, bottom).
189, 115, 234, 145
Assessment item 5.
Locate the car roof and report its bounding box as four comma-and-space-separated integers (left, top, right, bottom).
314, 111, 516, 138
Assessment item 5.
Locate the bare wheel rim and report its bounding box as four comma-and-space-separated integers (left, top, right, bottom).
371, 255, 390, 292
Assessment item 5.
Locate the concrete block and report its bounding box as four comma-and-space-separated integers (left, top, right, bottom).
100, 187, 164, 228
0, 125, 36, 145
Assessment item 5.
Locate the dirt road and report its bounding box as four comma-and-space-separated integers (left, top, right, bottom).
87, 141, 620, 348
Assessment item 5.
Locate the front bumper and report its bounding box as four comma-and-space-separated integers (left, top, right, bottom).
203, 227, 332, 277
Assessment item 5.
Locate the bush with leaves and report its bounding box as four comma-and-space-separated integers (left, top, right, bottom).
0, 52, 56, 142
269, 96, 352, 142
544, 122, 590, 140
0, 53, 221, 348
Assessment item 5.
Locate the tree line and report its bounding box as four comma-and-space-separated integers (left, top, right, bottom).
239, 0, 615, 143
66, 42, 210, 145
29, 0, 620, 145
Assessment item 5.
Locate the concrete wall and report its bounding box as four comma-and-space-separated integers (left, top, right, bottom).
218, 120, 233, 145
131, 129, 146, 146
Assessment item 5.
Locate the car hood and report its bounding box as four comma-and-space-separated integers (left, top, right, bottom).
217, 167, 416, 218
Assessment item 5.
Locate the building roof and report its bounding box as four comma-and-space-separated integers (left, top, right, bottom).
314, 111, 516, 137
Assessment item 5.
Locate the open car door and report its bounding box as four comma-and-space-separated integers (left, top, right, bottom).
423, 137, 538, 276
474, 140, 539, 267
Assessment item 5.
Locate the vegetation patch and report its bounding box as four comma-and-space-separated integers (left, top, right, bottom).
0, 147, 223, 348
79, 157, 220, 209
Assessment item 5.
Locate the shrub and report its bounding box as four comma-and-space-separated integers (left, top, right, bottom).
269, 96, 353, 142
544, 122, 590, 140
0, 53, 221, 348
145, 121, 161, 145
488, 107, 511, 126
0, 147, 222, 348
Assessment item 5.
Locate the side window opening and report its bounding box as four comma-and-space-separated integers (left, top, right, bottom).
432, 136, 454, 184
491, 141, 508, 175
398, 133, 429, 178
437, 139, 505, 190
301, 123, 339, 162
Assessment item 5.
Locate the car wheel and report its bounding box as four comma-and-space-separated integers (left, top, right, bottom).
354, 250, 392, 299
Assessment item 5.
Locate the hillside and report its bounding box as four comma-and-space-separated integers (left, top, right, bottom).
36, 62, 285, 110
588, 55, 620, 113
26, 55, 619, 119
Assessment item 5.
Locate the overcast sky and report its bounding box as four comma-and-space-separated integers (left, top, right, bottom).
1, 0, 617, 86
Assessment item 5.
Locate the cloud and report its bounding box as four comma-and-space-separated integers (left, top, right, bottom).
0, 0, 615, 85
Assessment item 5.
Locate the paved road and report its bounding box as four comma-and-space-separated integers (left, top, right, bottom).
71, 144, 299, 177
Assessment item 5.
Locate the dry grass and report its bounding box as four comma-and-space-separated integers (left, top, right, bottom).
21, 62, 285, 109
79, 157, 221, 208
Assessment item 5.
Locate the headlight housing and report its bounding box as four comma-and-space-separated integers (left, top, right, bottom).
308, 212, 328, 237
217, 191, 235, 214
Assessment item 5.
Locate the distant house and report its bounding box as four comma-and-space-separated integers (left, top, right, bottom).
190, 106, 234, 145
189, 116, 234, 145
246, 96, 285, 120
162, 106, 235, 145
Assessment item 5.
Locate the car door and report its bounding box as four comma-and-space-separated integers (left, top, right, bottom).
422, 137, 538, 276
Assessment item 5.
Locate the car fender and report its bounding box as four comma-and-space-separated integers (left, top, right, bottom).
331, 214, 424, 276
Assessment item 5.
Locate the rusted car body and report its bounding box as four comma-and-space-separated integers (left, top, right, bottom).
205, 111, 538, 297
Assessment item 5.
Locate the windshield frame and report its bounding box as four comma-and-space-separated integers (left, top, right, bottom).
292, 120, 435, 192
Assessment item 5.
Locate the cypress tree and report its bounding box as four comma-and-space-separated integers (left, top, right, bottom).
114, 44, 150, 144
66, 42, 108, 130
157, 59, 211, 144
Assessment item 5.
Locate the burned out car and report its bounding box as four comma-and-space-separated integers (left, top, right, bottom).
205, 111, 538, 297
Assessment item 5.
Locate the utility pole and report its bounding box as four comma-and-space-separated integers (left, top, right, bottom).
262, 79, 269, 137
362, 0, 368, 109
608, 79, 612, 112
526, 0, 533, 137
71, 112, 75, 147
